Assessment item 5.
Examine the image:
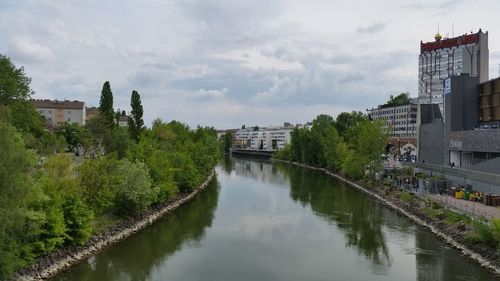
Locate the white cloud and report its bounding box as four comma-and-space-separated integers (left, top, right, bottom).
7, 36, 54, 63
192, 87, 228, 101
0, 0, 499, 128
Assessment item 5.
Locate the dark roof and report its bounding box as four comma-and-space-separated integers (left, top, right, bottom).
33, 99, 85, 110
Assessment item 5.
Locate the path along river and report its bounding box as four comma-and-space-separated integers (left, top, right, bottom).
50, 157, 500, 281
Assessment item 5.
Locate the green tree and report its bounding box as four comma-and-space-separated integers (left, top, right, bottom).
335, 111, 367, 143
354, 120, 388, 181
221, 131, 233, 153
0, 54, 31, 104
0, 122, 37, 278
128, 90, 144, 142
382, 92, 410, 108
55, 122, 86, 153
62, 196, 93, 245
113, 160, 156, 216
78, 155, 121, 214
99, 81, 114, 127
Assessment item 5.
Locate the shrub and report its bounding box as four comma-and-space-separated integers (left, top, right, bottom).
400, 191, 412, 203
468, 221, 497, 248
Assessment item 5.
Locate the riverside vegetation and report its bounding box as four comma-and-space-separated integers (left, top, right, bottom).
273, 112, 500, 270
0, 54, 219, 279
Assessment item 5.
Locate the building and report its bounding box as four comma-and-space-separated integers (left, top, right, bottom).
418, 30, 489, 114
117, 115, 129, 127
478, 76, 500, 127
367, 101, 418, 137
85, 106, 99, 121
234, 126, 292, 151
417, 74, 500, 193
33, 99, 86, 127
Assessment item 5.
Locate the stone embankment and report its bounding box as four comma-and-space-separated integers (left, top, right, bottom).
284, 160, 500, 276
14, 170, 216, 281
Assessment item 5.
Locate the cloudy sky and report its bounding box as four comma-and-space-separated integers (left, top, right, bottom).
1, 0, 499, 129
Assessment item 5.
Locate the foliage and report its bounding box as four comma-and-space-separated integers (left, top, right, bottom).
0, 54, 32, 104
62, 196, 93, 245
400, 192, 412, 203
468, 221, 497, 248
0, 121, 37, 278
0, 55, 220, 279
128, 90, 144, 142
113, 160, 156, 216
78, 155, 122, 214
221, 131, 233, 153
273, 144, 292, 161
334, 111, 367, 143
105, 127, 130, 159
99, 81, 115, 127
274, 113, 386, 182
381, 92, 410, 108
55, 122, 88, 153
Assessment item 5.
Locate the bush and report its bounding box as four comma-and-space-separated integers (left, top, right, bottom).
62, 196, 93, 245
468, 221, 497, 248
113, 161, 156, 216
400, 191, 412, 203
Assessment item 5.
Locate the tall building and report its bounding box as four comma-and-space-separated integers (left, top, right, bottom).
33, 99, 86, 127
418, 30, 489, 113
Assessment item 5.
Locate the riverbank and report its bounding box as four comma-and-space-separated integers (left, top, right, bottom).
13, 170, 216, 281
275, 159, 500, 276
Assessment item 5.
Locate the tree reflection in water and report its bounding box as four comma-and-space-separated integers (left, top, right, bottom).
51, 180, 220, 281
274, 162, 392, 270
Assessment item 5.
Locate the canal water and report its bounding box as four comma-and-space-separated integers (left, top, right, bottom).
51, 157, 499, 281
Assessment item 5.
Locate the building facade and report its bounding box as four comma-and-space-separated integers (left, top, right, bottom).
368, 102, 418, 137
478, 77, 500, 126
33, 99, 86, 127
418, 30, 489, 114
234, 127, 292, 151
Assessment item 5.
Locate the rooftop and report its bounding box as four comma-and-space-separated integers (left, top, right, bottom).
33, 99, 85, 110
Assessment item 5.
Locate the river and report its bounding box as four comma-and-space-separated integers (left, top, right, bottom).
50, 157, 499, 281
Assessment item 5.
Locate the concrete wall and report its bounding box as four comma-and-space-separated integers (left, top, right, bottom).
418, 122, 444, 165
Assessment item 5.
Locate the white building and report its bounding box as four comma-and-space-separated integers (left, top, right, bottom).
368, 102, 418, 137
418, 30, 489, 114
33, 99, 86, 127
235, 127, 292, 151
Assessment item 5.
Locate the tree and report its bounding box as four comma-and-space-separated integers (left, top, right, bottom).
99, 81, 114, 127
335, 111, 367, 143
128, 90, 144, 142
382, 92, 410, 108
55, 122, 86, 153
0, 54, 32, 105
0, 55, 45, 136
113, 160, 156, 216
0, 121, 37, 278
221, 131, 233, 153
354, 120, 388, 181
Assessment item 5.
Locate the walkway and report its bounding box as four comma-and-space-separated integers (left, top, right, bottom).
429, 194, 500, 219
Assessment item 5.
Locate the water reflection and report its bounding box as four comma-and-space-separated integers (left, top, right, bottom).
415, 228, 494, 281
52, 180, 220, 281
274, 162, 392, 270
49, 157, 500, 281
232, 157, 289, 185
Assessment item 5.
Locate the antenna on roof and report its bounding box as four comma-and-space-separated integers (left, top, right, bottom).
452, 22, 454, 37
